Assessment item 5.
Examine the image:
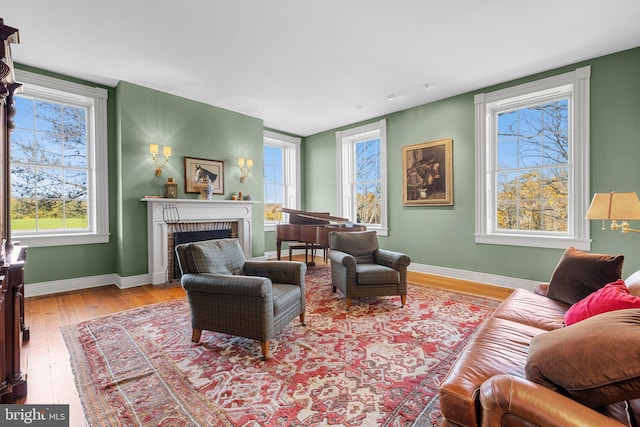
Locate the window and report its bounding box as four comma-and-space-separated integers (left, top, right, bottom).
11, 69, 109, 247
263, 130, 300, 230
336, 119, 388, 235
475, 66, 591, 250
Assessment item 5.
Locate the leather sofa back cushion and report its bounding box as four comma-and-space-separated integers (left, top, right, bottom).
564, 279, 640, 326
526, 308, 640, 408
546, 247, 624, 305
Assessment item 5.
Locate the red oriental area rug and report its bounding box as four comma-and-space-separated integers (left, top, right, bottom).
61, 267, 500, 426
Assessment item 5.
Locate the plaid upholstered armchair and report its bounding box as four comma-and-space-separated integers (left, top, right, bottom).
328, 230, 411, 310
175, 238, 306, 360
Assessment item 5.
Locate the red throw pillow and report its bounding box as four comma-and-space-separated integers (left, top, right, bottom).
564, 279, 640, 326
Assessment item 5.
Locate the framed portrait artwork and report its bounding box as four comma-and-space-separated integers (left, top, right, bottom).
183, 156, 225, 194
402, 138, 453, 206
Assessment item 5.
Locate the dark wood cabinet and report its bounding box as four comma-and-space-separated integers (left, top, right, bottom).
0, 17, 27, 403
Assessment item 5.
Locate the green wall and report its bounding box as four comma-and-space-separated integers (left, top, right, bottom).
115, 82, 265, 277
18, 47, 640, 287
302, 47, 640, 282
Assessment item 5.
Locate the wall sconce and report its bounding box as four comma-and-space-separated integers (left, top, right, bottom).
238, 157, 253, 183
586, 191, 640, 233
150, 144, 172, 176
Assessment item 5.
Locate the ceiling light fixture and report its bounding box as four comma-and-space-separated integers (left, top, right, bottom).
423, 83, 431, 90
387, 94, 395, 101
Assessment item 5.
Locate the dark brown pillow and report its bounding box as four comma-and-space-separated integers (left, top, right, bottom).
546, 247, 623, 305
526, 309, 640, 408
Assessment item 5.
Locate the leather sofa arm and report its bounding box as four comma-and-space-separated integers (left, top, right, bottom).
243, 260, 306, 286
181, 273, 271, 297
480, 375, 625, 427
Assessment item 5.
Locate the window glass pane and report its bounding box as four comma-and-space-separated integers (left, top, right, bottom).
10, 129, 36, 163
37, 199, 64, 230
37, 131, 63, 165
14, 97, 35, 130
35, 100, 58, 133
63, 105, 88, 167
494, 97, 569, 234
354, 137, 381, 225
12, 94, 92, 234
264, 138, 297, 222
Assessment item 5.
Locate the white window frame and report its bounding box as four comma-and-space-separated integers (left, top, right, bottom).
263, 130, 301, 232
12, 69, 109, 247
336, 119, 388, 235
474, 66, 591, 250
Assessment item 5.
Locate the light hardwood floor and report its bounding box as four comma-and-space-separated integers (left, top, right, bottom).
18, 256, 511, 426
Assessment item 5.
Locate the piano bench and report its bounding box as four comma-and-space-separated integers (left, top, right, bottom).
288, 243, 307, 261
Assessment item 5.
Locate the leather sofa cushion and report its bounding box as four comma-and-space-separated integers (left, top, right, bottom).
493, 288, 569, 331
526, 308, 640, 408
439, 317, 546, 427
547, 247, 624, 305
356, 264, 399, 285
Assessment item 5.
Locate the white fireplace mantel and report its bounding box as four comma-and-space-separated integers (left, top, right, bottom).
142, 197, 258, 285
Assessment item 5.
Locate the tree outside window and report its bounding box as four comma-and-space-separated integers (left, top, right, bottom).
11, 96, 90, 231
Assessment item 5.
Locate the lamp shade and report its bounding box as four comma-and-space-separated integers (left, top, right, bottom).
586, 192, 640, 220
149, 143, 159, 155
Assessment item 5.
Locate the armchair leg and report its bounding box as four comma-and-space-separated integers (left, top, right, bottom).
346, 298, 352, 310
191, 328, 202, 343
401, 295, 407, 307
261, 341, 269, 361
332, 285, 337, 293
300, 312, 306, 326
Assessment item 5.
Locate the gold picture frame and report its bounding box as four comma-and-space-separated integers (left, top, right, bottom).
402, 138, 453, 206
184, 156, 225, 194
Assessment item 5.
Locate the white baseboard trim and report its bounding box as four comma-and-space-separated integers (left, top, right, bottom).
24, 261, 540, 298
408, 262, 539, 292
24, 273, 153, 298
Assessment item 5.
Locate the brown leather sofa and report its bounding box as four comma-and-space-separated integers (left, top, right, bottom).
438, 283, 640, 427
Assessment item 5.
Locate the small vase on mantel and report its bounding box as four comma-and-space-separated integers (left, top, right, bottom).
199, 175, 214, 200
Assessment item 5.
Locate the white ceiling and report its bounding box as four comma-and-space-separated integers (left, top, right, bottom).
4, 1, 640, 137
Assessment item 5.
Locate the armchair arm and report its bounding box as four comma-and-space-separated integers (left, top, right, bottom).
480, 375, 624, 427
327, 250, 356, 269
181, 273, 271, 297
375, 249, 411, 270
243, 260, 306, 287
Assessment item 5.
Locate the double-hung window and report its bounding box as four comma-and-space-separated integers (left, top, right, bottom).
10, 69, 109, 247
475, 66, 591, 250
263, 130, 300, 230
336, 119, 388, 235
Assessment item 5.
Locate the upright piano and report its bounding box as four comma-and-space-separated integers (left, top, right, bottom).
276, 208, 366, 266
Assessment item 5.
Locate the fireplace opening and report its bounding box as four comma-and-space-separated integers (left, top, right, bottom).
172, 229, 232, 280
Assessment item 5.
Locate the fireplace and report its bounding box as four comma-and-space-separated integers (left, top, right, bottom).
142, 198, 256, 285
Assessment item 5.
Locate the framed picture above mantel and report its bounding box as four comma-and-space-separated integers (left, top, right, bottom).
184, 156, 225, 195
402, 138, 453, 206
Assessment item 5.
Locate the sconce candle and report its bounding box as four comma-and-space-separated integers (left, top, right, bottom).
239, 157, 253, 183
150, 143, 172, 176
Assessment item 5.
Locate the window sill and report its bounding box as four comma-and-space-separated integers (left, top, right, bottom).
475, 233, 590, 251
12, 233, 110, 248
